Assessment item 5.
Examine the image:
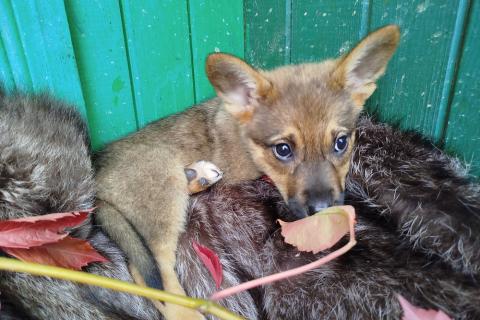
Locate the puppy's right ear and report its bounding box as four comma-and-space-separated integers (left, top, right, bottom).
206, 53, 273, 122
333, 25, 400, 107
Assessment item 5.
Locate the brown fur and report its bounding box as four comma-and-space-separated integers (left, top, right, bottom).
94, 25, 400, 319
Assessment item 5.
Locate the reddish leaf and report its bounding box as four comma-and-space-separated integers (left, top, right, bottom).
211, 206, 357, 301
278, 206, 355, 254
398, 295, 452, 320
0, 210, 92, 248
260, 175, 274, 185
192, 241, 223, 289
2, 236, 108, 270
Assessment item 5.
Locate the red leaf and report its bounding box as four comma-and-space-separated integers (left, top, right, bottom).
398, 295, 452, 320
192, 241, 223, 289
260, 175, 274, 185
0, 210, 92, 248
278, 205, 355, 254
2, 236, 108, 270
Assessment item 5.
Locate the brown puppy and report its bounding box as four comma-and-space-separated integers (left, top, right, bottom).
94, 25, 400, 319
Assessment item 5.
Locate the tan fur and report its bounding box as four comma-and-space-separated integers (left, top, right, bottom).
95, 25, 400, 319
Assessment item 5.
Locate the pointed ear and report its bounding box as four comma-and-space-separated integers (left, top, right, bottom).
333, 25, 400, 107
206, 53, 273, 121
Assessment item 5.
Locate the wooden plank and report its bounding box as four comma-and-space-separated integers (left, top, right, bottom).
291, 1, 363, 63
367, 0, 460, 138
0, 0, 32, 91
10, 0, 87, 117
244, 0, 290, 69
120, 0, 195, 127
65, 0, 137, 150
432, 0, 470, 143
444, 0, 480, 176
0, 35, 15, 91
188, 0, 244, 102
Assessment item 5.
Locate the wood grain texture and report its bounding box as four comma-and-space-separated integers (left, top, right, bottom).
291, 1, 363, 63
0, 1, 477, 177
244, 0, 290, 69
0, 0, 33, 91
120, 0, 195, 127
65, 0, 137, 149
9, 0, 86, 117
444, 0, 480, 176
188, 0, 244, 102
366, 0, 460, 138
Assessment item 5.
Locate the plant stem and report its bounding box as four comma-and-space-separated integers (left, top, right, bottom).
0, 257, 244, 320
211, 210, 357, 301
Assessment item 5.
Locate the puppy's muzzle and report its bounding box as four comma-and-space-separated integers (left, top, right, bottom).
288, 191, 345, 219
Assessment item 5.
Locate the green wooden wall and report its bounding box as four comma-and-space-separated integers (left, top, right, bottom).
0, 0, 478, 176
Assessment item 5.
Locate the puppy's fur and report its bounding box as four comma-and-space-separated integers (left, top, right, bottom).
95, 26, 400, 318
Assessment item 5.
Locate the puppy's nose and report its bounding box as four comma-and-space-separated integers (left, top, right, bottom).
307, 199, 330, 215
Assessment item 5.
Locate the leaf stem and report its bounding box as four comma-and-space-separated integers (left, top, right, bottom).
0, 257, 244, 320
211, 210, 357, 301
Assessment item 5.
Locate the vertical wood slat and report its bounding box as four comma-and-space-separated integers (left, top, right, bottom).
120, 0, 195, 128
445, 0, 480, 176
291, 1, 363, 63
244, 0, 290, 69
64, 0, 137, 150
433, 0, 471, 143
9, 0, 87, 117
188, 0, 244, 103
367, 0, 460, 138
359, 0, 371, 39
0, 1, 477, 176
0, 32, 15, 91
0, 0, 33, 91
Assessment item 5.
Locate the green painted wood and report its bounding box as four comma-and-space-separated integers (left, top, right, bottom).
433, 0, 471, 143
367, 0, 460, 138
9, 0, 87, 117
445, 0, 480, 176
120, 0, 195, 127
0, 1, 477, 176
188, 0, 244, 102
0, 34, 15, 91
291, 1, 363, 63
65, 0, 137, 150
244, 0, 290, 69
0, 0, 33, 91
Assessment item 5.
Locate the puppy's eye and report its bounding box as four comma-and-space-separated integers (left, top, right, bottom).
334, 135, 348, 153
273, 143, 293, 161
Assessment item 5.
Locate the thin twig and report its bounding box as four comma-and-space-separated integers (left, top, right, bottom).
0, 257, 244, 320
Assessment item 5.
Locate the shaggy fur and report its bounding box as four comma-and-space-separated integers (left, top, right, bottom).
176, 117, 480, 320
0, 92, 161, 320
0, 91, 479, 319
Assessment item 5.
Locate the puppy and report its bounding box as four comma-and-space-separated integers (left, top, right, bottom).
94, 25, 400, 318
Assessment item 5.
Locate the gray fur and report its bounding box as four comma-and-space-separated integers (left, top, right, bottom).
0, 92, 161, 319
176, 116, 480, 320
1, 91, 479, 319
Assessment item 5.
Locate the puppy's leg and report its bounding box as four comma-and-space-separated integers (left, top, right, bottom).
97, 152, 205, 320
185, 160, 223, 194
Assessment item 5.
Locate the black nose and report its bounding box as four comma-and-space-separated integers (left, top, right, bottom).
307, 200, 330, 215
306, 192, 345, 215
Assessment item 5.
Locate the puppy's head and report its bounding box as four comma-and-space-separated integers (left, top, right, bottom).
207, 25, 400, 219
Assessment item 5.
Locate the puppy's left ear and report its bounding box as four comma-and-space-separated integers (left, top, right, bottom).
206, 53, 274, 122
333, 25, 400, 107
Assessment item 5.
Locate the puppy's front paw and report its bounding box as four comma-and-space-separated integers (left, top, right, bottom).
185, 160, 223, 194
